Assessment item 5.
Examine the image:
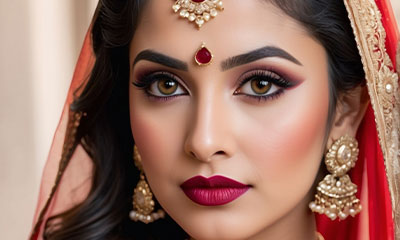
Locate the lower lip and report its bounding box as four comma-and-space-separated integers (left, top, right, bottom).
182, 187, 250, 206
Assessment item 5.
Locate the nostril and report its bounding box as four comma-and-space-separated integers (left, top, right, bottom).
189, 150, 225, 160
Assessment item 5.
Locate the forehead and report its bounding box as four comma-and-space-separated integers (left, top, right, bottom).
130, 0, 315, 65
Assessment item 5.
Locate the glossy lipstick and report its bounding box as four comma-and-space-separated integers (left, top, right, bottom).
180, 175, 250, 206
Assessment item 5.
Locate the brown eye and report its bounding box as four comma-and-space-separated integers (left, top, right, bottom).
251, 79, 272, 95
145, 73, 187, 97
157, 79, 178, 95
234, 70, 285, 98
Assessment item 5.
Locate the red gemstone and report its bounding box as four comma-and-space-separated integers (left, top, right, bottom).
192, 0, 205, 2
195, 47, 212, 65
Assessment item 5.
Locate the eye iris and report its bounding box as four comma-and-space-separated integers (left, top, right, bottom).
158, 79, 178, 95
251, 79, 272, 94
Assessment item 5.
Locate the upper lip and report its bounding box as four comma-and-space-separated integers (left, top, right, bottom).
180, 175, 249, 189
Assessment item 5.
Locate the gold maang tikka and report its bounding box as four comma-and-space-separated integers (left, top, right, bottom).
172, 0, 224, 29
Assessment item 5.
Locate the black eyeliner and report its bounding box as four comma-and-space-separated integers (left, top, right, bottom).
132, 71, 189, 101
132, 71, 178, 89
233, 69, 296, 103
237, 70, 294, 89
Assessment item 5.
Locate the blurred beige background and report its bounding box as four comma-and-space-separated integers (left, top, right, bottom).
0, 0, 97, 239
0, 1, 399, 239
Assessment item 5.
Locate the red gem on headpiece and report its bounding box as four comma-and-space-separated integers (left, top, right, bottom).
195, 44, 213, 66
192, 0, 205, 2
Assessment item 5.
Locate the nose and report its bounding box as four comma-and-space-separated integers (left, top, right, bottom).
184, 90, 234, 163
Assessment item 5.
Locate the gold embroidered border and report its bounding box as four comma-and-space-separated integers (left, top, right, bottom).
343, 0, 400, 238
397, 42, 400, 76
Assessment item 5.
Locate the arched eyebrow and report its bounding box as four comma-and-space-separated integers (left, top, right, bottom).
133, 50, 188, 71
221, 46, 302, 71
133, 46, 301, 72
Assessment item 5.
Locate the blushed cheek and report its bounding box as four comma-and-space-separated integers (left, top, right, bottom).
129, 94, 188, 180
245, 83, 330, 186
130, 109, 170, 174
279, 103, 328, 169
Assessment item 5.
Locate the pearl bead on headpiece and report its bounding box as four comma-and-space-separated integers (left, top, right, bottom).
172, 0, 224, 29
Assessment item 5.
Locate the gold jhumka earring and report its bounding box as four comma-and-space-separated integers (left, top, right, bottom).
129, 146, 165, 224
309, 135, 362, 220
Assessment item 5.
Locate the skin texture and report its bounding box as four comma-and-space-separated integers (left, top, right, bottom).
129, 1, 368, 239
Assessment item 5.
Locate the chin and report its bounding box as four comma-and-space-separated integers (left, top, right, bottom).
171, 210, 271, 240
185, 228, 252, 240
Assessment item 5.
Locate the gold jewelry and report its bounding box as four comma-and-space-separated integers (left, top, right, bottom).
129, 146, 165, 224
172, 0, 224, 29
309, 135, 362, 220
194, 42, 213, 66
186, 232, 324, 240
397, 41, 400, 77
316, 232, 325, 240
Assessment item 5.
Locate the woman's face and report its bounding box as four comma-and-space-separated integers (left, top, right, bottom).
129, 1, 329, 239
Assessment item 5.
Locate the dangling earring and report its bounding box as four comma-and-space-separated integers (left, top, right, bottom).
129, 145, 165, 223
309, 135, 362, 220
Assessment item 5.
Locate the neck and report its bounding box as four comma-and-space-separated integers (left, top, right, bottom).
248, 197, 316, 240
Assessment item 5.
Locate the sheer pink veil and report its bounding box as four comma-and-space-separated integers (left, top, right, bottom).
30, 24, 96, 239
30, 1, 400, 240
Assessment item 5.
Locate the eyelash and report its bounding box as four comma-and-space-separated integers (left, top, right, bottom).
133, 71, 186, 102
235, 70, 294, 102
133, 70, 294, 102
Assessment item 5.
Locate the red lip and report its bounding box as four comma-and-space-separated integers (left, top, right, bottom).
180, 175, 250, 206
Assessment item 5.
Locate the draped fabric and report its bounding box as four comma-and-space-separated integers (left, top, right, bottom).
316, 106, 395, 240
30, 28, 95, 240
30, 0, 400, 239
317, 1, 399, 239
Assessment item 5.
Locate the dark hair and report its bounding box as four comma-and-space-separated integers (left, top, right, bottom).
43, 0, 364, 239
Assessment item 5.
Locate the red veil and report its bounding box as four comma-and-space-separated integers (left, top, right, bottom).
30, 0, 400, 239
